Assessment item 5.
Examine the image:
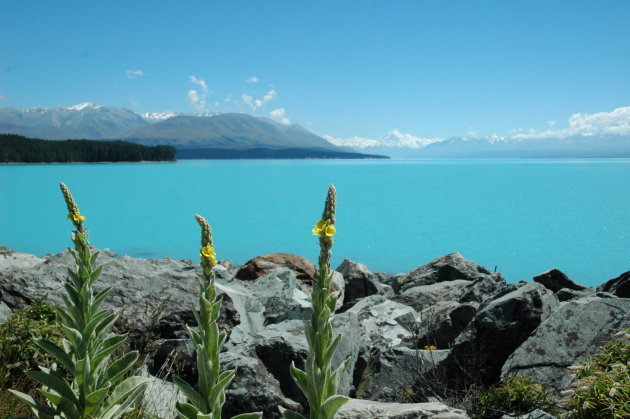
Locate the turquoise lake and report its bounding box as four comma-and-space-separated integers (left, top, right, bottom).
1, 159, 629, 287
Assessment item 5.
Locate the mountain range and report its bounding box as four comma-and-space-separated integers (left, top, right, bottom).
0, 103, 385, 159
2, 103, 629, 158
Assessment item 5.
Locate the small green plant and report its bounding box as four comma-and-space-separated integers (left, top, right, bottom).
10, 182, 148, 418
173, 214, 261, 419
0, 301, 65, 416
566, 329, 629, 418
0, 301, 64, 386
280, 185, 350, 419
473, 376, 556, 419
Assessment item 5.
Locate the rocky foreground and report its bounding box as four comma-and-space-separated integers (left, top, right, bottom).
1, 249, 629, 418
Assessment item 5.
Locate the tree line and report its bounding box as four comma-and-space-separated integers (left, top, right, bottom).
0, 134, 176, 163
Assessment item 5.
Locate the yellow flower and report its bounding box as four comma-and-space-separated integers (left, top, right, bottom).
200, 245, 217, 263
312, 220, 336, 237
67, 212, 86, 222
424, 345, 437, 351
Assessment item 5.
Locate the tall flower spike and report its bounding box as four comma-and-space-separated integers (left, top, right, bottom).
195, 214, 217, 277
60, 182, 85, 232
321, 184, 336, 224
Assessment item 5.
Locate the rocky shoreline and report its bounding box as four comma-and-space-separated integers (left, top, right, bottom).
1, 248, 628, 418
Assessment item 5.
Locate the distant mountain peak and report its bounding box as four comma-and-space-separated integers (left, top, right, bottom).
65, 102, 102, 111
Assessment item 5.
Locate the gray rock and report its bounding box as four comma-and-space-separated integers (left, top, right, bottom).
353, 346, 448, 402
398, 253, 503, 292
556, 287, 593, 302
393, 280, 471, 313
0, 301, 11, 323
246, 268, 312, 325
458, 274, 507, 304
500, 409, 556, 419
445, 282, 559, 386
415, 301, 478, 349
347, 295, 420, 349
336, 398, 469, 419
533, 268, 586, 292
252, 312, 369, 401
597, 271, 630, 298
0, 249, 241, 343
336, 259, 394, 308
501, 296, 630, 397
222, 350, 301, 418
138, 369, 186, 419
0, 249, 44, 271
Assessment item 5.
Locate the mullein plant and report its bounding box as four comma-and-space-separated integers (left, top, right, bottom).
173, 215, 261, 419
280, 185, 351, 419
10, 183, 148, 418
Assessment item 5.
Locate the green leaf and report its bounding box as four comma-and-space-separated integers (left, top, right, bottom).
207, 369, 236, 410
85, 382, 111, 414
64, 282, 81, 307
322, 334, 343, 368
92, 334, 127, 376
231, 413, 263, 419
36, 339, 75, 372
99, 384, 146, 419
173, 375, 205, 411
92, 311, 118, 340
290, 362, 314, 401
8, 389, 58, 417
99, 375, 149, 415
103, 350, 139, 386
89, 264, 104, 286
278, 405, 306, 419
321, 395, 349, 418
28, 369, 80, 407
91, 286, 111, 313
176, 401, 201, 419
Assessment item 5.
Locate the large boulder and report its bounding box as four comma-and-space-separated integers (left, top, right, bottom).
597, 271, 630, 298
353, 346, 448, 402
336, 398, 468, 419
336, 259, 394, 308
533, 268, 587, 292
444, 282, 559, 386
501, 296, 630, 397
0, 249, 241, 343
414, 301, 478, 349
346, 295, 419, 349
235, 253, 316, 282
398, 253, 503, 292
392, 254, 507, 312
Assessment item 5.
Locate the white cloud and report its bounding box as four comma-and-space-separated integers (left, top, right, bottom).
242, 89, 277, 113
188, 75, 210, 112
323, 130, 444, 149
125, 70, 144, 79
269, 108, 290, 125
0, 94, 8, 100
323, 135, 380, 148
513, 106, 630, 140
245, 76, 259, 83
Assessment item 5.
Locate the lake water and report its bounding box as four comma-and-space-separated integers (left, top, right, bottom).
1, 159, 629, 287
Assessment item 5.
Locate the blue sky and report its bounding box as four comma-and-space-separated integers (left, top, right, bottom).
1, 1, 629, 140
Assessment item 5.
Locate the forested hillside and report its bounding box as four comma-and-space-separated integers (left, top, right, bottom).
0, 134, 176, 163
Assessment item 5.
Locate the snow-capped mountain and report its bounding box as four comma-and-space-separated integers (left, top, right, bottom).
140, 111, 180, 122
0, 103, 149, 139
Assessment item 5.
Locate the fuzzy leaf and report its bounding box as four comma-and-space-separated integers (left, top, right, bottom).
321, 395, 349, 418
91, 286, 111, 313
173, 375, 206, 411
103, 351, 139, 386
28, 370, 79, 407
99, 376, 149, 415
36, 339, 75, 372
176, 402, 200, 419
278, 405, 307, 419
231, 413, 263, 419
99, 384, 146, 419
8, 389, 58, 417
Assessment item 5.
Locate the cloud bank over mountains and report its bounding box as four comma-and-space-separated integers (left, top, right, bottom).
326, 106, 630, 150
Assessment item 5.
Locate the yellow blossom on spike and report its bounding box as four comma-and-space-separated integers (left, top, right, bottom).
200, 245, 217, 265
68, 212, 86, 222
324, 225, 336, 237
